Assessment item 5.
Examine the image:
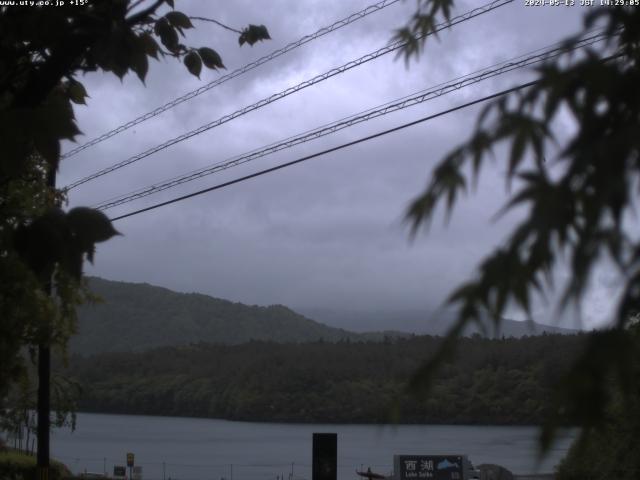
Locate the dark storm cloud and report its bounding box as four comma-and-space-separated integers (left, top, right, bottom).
59, 1, 614, 328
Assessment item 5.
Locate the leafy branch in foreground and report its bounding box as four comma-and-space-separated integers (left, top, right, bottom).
0, 0, 270, 413
392, 0, 453, 61
398, 3, 640, 451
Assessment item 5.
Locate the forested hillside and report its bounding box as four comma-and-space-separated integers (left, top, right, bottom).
72, 278, 575, 355
71, 278, 361, 354
63, 333, 586, 425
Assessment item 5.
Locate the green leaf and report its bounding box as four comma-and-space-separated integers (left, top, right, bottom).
406, 190, 437, 236
67, 80, 88, 105
101, 26, 136, 79
166, 11, 193, 30
140, 32, 161, 59
130, 35, 149, 83
239, 24, 271, 46
184, 50, 202, 78
198, 47, 224, 70
443, 167, 466, 217
469, 132, 491, 187
509, 132, 526, 178
155, 18, 179, 53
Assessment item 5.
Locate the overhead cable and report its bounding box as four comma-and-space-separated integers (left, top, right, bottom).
64, 0, 514, 191
109, 50, 625, 223
61, 0, 403, 160
109, 79, 541, 223
94, 32, 607, 211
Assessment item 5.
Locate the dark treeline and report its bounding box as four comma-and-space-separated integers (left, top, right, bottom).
62, 333, 587, 425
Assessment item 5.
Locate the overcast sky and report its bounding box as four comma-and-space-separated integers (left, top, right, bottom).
58, 0, 622, 329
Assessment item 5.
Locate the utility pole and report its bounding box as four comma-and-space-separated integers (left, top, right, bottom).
37, 167, 56, 480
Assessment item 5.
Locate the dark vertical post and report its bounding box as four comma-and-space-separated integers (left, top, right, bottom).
36, 345, 50, 478
37, 167, 56, 480
312, 433, 337, 480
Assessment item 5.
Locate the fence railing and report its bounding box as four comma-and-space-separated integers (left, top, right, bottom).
53, 456, 394, 480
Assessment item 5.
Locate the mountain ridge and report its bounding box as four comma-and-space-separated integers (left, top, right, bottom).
296, 306, 577, 337
70, 277, 575, 355
71, 277, 360, 355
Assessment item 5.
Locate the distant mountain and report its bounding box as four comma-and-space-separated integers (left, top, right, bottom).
295, 307, 577, 337
71, 277, 575, 356
71, 277, 360, 355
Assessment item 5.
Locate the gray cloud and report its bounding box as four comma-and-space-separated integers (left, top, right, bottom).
59, 1, 616, 329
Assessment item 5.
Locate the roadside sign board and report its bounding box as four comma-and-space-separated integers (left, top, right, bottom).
394, 455, 465, 480
127, 453, 135, 467
114, 466, 126, 477
312, 433, 337, 480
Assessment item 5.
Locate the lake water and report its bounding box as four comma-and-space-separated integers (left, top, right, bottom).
50, 413, 575, 480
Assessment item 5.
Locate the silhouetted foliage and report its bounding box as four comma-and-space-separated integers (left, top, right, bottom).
0, 0, 269, 407
0, 449, 71, 480
555, 322, 640, 480
397, 0, 640, 453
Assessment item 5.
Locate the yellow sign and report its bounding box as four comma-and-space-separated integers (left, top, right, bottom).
127, 453, 135, 467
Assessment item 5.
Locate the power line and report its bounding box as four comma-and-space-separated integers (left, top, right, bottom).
64, 0, 514, 191
93, 32, 607, 211
109, 50, 624, 222
60, 0, 402, 160
109, 79, 540, 223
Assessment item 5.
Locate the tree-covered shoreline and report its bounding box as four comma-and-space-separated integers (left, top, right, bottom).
61, 333, 588, 425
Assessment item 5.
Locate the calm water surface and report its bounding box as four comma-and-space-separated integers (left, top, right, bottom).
51, 413, 575, 480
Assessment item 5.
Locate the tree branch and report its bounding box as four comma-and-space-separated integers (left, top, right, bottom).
190, 16, 242, 34
126, 0, 164, 26
127, 0, 146, 13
